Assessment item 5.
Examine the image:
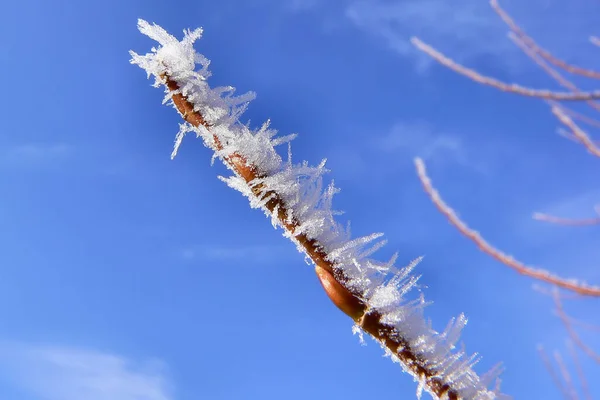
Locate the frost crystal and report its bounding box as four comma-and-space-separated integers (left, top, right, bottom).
130, 20, 508, 400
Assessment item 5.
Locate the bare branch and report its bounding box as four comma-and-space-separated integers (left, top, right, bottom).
532, 212, 600, 226
558, 105, 600, 130
567, 340, 592, 400
491, 0, 600, 80
538, 346, 572, 400
410, 37, 600, 101
414, 157, 600, 296
557, 128, 600, 147
553, 351, 579, 400
508, 34, 600, 114
552, 107, 600, 158
552, 289, 600, 364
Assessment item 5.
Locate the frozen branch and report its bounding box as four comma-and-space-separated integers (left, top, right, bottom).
558, 105, 600, 130
567, 341, 592, 400
537, 346, 572, 400
553, 351, 578, 400
532, 212, 600, 226
414, 158, 600, 297
552, 289, 600, 364
410, 37, 600, 101
491, 0, 600, 80
551, 107, 600, 158
508, 34, 600, 114
130, 20, 506, 400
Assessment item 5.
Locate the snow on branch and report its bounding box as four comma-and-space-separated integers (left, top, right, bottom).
130, 19, 506, 400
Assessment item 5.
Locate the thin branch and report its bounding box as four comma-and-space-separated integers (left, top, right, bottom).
508, 34, 600, 114
552, 289, 600, 364
558, 105, 600, 130
568, 317, 600, 333
508, 34, 600, 157
410, 37, 600, 101
538, 346, 572, 400
553, 350, 579, 400
414, 157, 600, 296
491, 0, 600, 80
557, 128, 600, 147
532, 212, 600, 226
567, 340, 592, 400
552, 106, 600, 158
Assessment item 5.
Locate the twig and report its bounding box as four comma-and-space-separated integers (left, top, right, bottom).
552, 288, 600, 364
508, 34, 600, 156
410, 37, 600, 101
532, 212, 600, 226
557, 128, 600, 147
567, 340, 592, 400
508, 34, 600, 114
558, 105, 600, 130
414, 157, 600, 296
552, 107, 600, 158
538, 346, 572, 400
553, 350, 579, 400
491, 0, 600, 80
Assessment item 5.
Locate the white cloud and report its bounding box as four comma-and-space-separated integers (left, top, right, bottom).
376, 121, 468, 166
0, 343, 173, 400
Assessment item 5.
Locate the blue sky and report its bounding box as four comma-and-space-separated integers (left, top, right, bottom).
1, 0, 599, 399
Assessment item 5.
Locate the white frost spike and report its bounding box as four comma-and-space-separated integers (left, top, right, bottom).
131, 20, 507, 400
172, 122, 191, 159
352, 324, 366, 346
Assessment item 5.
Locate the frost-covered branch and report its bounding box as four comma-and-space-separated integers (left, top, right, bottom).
551, 106, 600, 158
490, 0, 600, 80
552, 289, 600, 364
567, 341, 593, 400
130, 20, 506, 400
414, 158, 600, 297
409, 37, 600, 101
532, 212, 600, 227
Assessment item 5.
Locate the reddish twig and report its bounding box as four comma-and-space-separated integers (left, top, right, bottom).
491, 0, 600, 80
552, 107, 600, 158
410, 37, 600, 101
552, 289, 600, 364
538, 346, 572, 400
558, 105, 600, 130
508, 34, 600, 114
532, 212, 600, 226
567, 340, 592, 400
414, 158, 600, 296
553, 351, 578, 400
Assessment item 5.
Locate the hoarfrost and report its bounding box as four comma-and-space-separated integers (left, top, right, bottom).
131, 20, 508, 400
